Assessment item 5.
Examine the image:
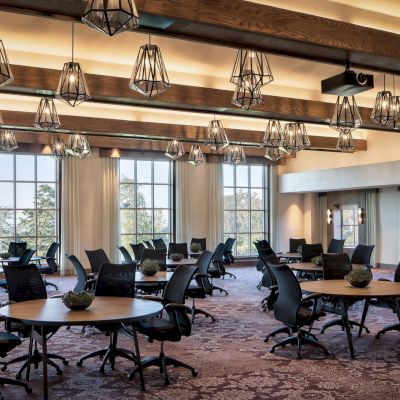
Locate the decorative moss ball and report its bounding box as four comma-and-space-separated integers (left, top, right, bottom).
311, 256, 322, 266
170, 253, 184, 262
345, 268, 372, 288
62, 291, 93, 310
190, 243, 201, 252
140, 259, 160, 276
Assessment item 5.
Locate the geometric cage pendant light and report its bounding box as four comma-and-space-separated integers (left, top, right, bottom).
205, 118, 229, 151
263, 120, 284, 147
56, 23, 91, 107
330, 96, 362, 134
33, 98, 61, 131
282, 122, 309, 154
336, 131, 355, 153
129, 36, 171, 98
188, 144, 205, 166
371, 73, 395, 126
165, 138, 185, 160
65, 132, 91, 159
0, 39, 13, 87
82, 0, 140, 36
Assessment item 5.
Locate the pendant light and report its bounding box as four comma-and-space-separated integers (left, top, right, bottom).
129, 35, 171, 98
51, 137, 68, 160
387, 75, 400, 129
65, 132, 91, 158
34, 98, 61, 131
0, 40, 13, 87
283, 122, 309, 154
336, 131, 355, 153
264, 146, 285, 161
230, 49, 273, 89
224, 145, 246, 164
330, 96, 362, 133
56, 23, 91, 107
371, 74, 395, 126
263, 120, 284, 147
205, 117, 229, 151
82, 0, 139, 36
188, 144, 205, 166
232, 80, 263, 110
0, 130, 18, 151
165, 138, 185, 160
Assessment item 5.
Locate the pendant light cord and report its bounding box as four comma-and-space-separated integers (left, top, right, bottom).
393, 75, 396, 97
71, 22, 74, 62
383, 73, 386, 92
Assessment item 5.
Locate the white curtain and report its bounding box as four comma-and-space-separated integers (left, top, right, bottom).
318, 194, 328, 251
175, 161, 192, 243
207, 162, 224, 250
366, 191, 378, 265
101, 157, 119, 263
60, 157, 81, 276
269, 165, 279, 251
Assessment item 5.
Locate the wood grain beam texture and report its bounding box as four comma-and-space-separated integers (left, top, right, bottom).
1, 1, 400, 72
1, 110, 367, 153
0, 64, 395, 133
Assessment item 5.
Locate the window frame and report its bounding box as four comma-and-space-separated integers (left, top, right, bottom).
223, 163, 270, 256
340, 204, 359, 248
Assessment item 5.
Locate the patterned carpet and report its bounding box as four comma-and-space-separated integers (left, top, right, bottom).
1, 266, 400, 400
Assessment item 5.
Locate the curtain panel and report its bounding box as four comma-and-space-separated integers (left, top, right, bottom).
175, 161, 192, 243
366, 191, 378, 265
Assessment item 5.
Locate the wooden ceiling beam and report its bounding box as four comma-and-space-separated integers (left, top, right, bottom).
1, 64, 396, 133
2, 110, 367, 153
1, 1, 400, 73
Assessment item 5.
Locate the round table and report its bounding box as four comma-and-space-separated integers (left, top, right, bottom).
0, 297, 163, 399
166, 258, 197, 267
136, 271, 173, 283
300, 280, 400, 358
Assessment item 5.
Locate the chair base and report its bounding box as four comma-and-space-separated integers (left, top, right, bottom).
222, 272, 236, 279
0, 376, 32, 399
264, 326, 292, 342
375, 323, 400, 339
45, 281, 58, 290
190, 306, 216, 323
77, 331, 138, 373
1, 348, 67, 381
270, 330, 330, 359
128, 351, 197, 385
321, 318, 370, 335
212, 286, 228, 296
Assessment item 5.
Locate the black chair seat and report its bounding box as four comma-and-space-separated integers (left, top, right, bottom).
0, 332, 21, 355
186, 285, 205, 299
137, 319, 182, 342
37, 265, 53, 274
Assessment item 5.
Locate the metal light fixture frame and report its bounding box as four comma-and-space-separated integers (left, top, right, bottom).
188, 144, 205, 166
66, 132, 91, 158
0, 39, 13, 87
371, 74, 395, 126
205, 118, 229, 151
232, 80, 263, 110
263, 120, 285, 147
34, 98, 61, 131
165, 138, 185, 160
336, 131, 355, 153
129, 36, 171, 98
56, 23, 91, 107
51, 137, 68, 160
0, 130, 18, 152
224, 145, 246, 164
82, 0, 139, 36
264, 146, 286, 161
330, 96, 362, 134
283, 122, 309, 154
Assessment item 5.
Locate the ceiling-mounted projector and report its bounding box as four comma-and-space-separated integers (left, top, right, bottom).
321, 68, 374, 96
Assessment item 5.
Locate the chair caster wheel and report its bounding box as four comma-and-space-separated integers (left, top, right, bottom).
0, 366, 6, 372
25, 387, 33, 394
375, 334, 381, 339
99, 368, 105, 374
16, 374, 22, 380
56, 369, 63, 376
270, 349, 275, 354
192, 370, 198, 377
325, 351, 331, 356
63, 360, 69, 366
77, 361, 83, 367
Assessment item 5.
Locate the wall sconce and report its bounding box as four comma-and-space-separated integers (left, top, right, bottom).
327, 208, 333, 224
358, 208, 365, 224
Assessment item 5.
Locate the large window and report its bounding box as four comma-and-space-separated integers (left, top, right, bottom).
119, 159, 173, 250
223, 164, 269, 256
0, 154, 59, 256
334, 204, 359, 248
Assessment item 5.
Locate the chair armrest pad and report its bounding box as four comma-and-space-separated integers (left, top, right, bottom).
377, 278, 391, 282
136, 295, 163, 302
50, 294, 63, 299
164, 303, 191, 313
193, 272, 211, 279
301, 293, 322, 302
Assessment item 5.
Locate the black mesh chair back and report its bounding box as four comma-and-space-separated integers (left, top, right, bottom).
351, 244, 375, 265
8, 241, 27, 257
194, 250, 214, 294
212, 243, 226, 262
130, 243, 146, 260
45, 242, 60, 273
224, 238, 236, 254
322, 253, 352, 280
163, 265, 197, 305
152, 238, 167, 250
144, 240, 154, 249
259, 255, 279, 288
66, 254, 89, 292
289, 238, 306, 253
95, 263, 136, 298
395, 263, 400, 283
17, 249, 36, 266
191, 238, 206, 251
254, 240, 276, 258
118, 246, 134, 264
301, 243, 323, 262
270, 264, 303, 327
168, 242, 188, 258
3, 264, 47, 302
327, 239, 345, 254
140, 248, 167, 271
85, 249, 110, 274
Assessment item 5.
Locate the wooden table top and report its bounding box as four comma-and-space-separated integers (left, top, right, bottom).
301, 280, 400, 298
279, 252, 302, 259
288, 262, 323, 272
0, 297, 163, 326
166, 258, 197, 266
0, 256, 43, 264
136, 271, 173, 283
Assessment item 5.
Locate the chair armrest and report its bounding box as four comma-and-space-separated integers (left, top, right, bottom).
50, 294, 63, 299
378, 278, 391, 282
1, 300, 16, 307
301, 293, 322, 302
269, 284, 278, 291
164, 303, 191, 313
193, 272, 212, 279
136, 295, 163, 302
